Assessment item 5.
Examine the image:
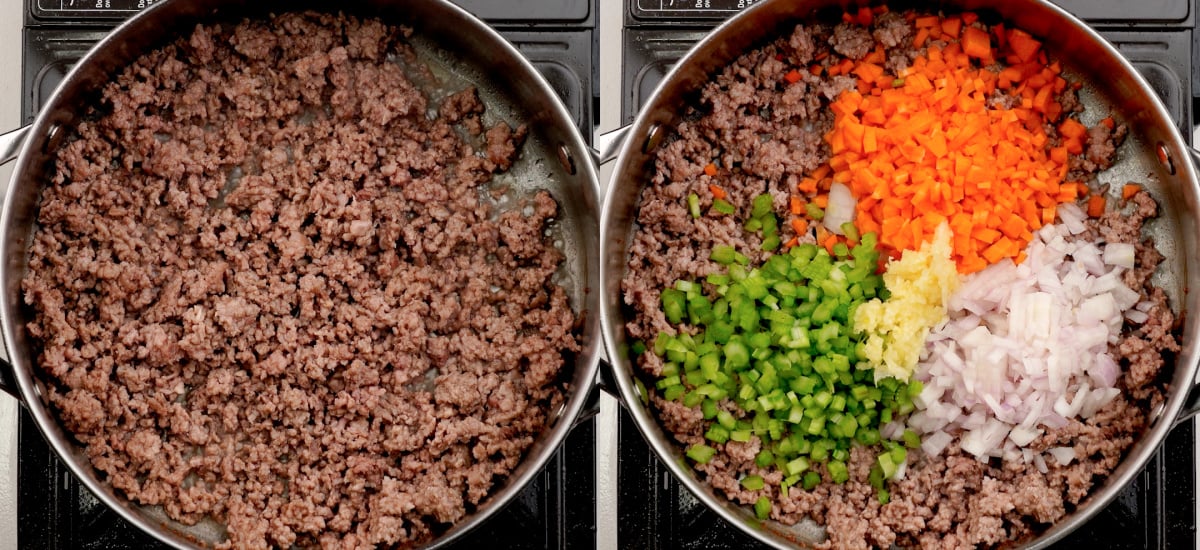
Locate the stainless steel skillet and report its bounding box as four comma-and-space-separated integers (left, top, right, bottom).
599, 0, 1200, 547
0, 0, 601, 547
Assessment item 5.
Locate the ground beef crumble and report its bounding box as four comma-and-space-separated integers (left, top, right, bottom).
23, 12, 580, 549
622, 11, 1178, 550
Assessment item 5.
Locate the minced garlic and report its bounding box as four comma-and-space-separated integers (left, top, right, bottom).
854, 222, 959, 382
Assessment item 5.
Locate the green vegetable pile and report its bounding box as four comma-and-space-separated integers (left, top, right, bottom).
642, 197, 925, 516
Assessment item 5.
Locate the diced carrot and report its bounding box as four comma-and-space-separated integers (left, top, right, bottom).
810, 64, 824, 76
941, 17, 962, 38
789, 196, 804, 215
1057, 182, 1081, 201
1064, 136, 1084, 155
1058, 118, 1087, 139
784, 236, 800, 249
804, 19, 1086, 273
991, 21, 1007, 47
1087, 194, 1107, 217
709, 184, 727, 200
915, 15, 940, 28
1041, 205, 1056, 226
913, 27, 930, 48
822, 233, 839, 255
981, 237, 1016, 264
1049, 146, 1068, 165
1044, 100, 1062, 122
853, 63, 885, 85
996, 66, 1021, 89
1122, 183, 1141, 200
815, 224, 831, 244
962, 27, 991, 59
791, 217, 809, 235
961, 11, 979, 25
703, 163, 718, 176
858, 7, 874, 26
1007, 28, 1042, 62
1101, 116, 1115, 129
864, 45, 887, 65
784, 69, 803, 84
999, 214, 1027, 239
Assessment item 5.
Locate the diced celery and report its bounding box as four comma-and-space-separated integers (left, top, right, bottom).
741, 475, 765, 491
754, 496, 772, 520
686, 444, 717, 464
751, 193, 774, 219
785, 456, 810, 477
827, 460, 849, 484
711, 198, 736, 215
705, 424, 730, 444
802, 471, 821, 490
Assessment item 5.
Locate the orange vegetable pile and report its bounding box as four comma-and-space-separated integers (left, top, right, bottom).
813, 13, 1088, 274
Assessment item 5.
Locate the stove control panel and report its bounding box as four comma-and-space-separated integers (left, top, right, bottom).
631, 0, 761, 19
628, 0, 1192, 25
33, 0, 155, 19
30, 0, 593, 23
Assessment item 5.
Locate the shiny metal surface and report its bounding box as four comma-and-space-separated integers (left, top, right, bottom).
0, 0, 601, 548
0, 2, 19, 546
599, 0, 1200, 548
0, 127, 28, 168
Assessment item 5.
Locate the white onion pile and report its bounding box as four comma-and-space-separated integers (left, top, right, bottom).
907, 203, 1143, 466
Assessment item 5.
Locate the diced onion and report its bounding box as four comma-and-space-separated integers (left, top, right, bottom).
1047, 447, 1076, 466
907, 221, 1138, 464
921, 430, 954, 458
823, 182, 856, 235
1103, 242, 1136, 269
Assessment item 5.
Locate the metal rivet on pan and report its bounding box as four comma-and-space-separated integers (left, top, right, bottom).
643, 123, 664, 154
556, 144, 576, 176
1156, 143, 1175, 176
43, 124, 64, 154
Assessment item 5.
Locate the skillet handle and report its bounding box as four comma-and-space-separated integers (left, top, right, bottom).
570, 124, 630, 430
0, 125, 27, 398
1178, 389, 1200, 426
0, 357, 17, 400
570, 356, 623, 429
591, 125, 631, 167
1174, 147, 1200, 426
0, 125, 31, 165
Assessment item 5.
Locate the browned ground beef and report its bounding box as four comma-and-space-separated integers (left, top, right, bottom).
622, 12, 1176, 550
22, 12, 580, 549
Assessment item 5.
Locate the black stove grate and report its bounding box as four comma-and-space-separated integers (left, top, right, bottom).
617, 0, 1198, 548
17, 1, 600, 548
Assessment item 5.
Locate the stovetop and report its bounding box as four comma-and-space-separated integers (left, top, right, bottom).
609, 0, 1198, 549
17, 1, 600, 548
15, 0, 1200, 548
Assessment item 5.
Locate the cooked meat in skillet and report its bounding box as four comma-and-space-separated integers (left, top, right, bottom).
23, 11, 580, 549
622, 9, 1177, 548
